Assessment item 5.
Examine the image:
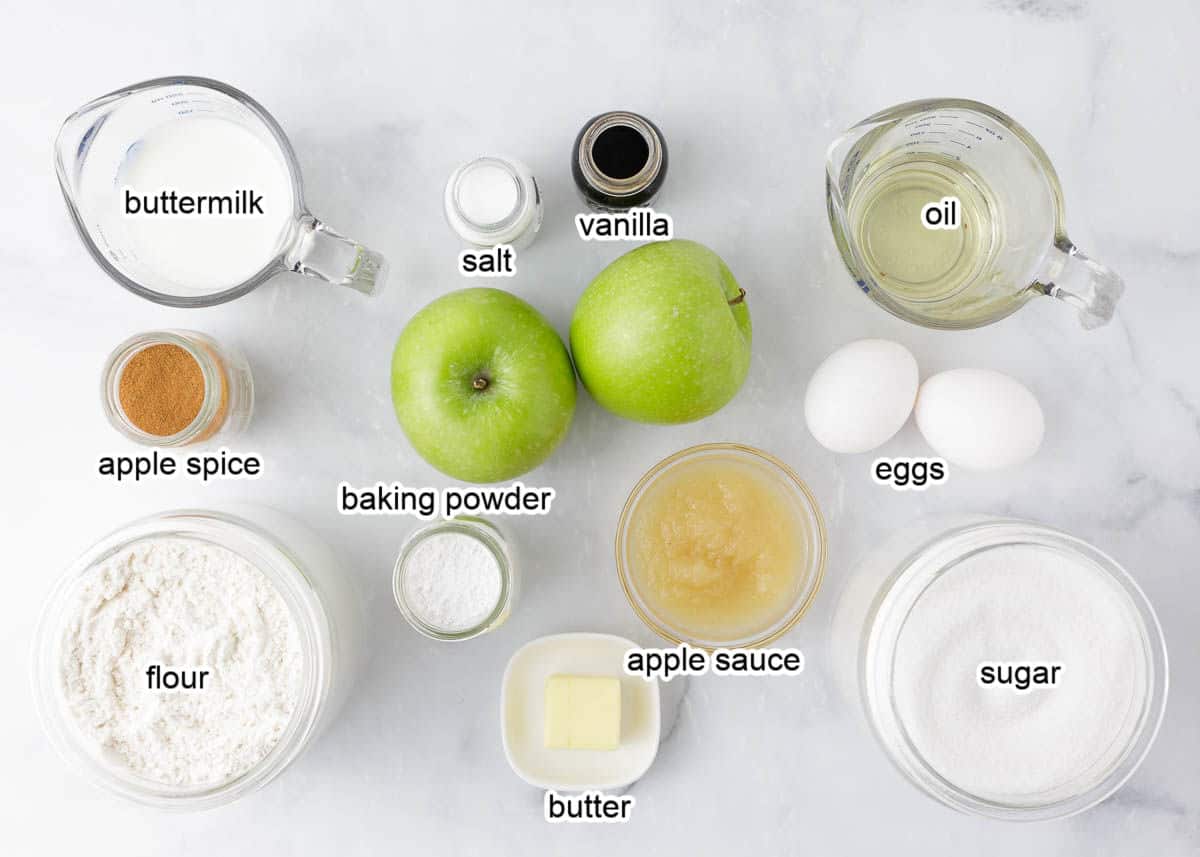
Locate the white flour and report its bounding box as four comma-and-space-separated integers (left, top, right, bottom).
402, 532, 502, 632
893, 543, 1145, 800
58, 537, 302, 787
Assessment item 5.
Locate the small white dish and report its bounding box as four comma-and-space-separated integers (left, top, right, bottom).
501, 632, 660, 791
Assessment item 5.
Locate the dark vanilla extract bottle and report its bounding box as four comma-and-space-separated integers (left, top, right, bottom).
571, 111, 668, 212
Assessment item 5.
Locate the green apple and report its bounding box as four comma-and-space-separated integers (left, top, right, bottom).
391, 288, 576, 483
570, 239, 751, 424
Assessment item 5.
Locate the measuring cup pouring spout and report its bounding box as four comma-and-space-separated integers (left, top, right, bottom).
55, 76, 387, 307
825, 116, 891, 215
825, 115, 894, 291
824, 98, 1123, 331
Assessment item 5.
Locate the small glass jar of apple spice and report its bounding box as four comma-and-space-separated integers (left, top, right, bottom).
101, 330, 254, 446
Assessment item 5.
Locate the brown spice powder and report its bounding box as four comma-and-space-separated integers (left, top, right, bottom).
118, 343, 207, 436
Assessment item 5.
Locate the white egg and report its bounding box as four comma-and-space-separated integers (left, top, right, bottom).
914, 369, 1044, 471
804, 339, 919, 454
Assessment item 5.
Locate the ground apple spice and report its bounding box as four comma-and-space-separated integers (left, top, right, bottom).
118, 343, 217, 437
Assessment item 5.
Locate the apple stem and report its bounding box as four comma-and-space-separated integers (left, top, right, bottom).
472, 373, 490, 391
728, 288, 747, 306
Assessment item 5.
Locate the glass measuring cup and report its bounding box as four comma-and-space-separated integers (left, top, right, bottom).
55, 76, 386, 307
826, 98, 1123, 330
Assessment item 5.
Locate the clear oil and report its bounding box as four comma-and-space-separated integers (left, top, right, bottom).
846, 153, 1012, 324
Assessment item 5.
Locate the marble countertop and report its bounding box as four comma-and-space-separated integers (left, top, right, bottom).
3, 0, 1198, 853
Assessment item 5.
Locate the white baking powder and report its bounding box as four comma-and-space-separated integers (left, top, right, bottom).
58, 537, 303, 787
892, 543, 1146, 800
401, 531, 502, 632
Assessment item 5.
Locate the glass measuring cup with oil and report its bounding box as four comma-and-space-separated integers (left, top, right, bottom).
826, 98, 1123, 330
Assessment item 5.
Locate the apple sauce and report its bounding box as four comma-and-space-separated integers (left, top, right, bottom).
621, 445, 824, 646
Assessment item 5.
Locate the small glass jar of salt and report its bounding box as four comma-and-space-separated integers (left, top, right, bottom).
443, 156, 543, 250
393, 518, 517, 641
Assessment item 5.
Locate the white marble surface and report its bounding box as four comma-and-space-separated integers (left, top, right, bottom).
3, 0, 1198, 853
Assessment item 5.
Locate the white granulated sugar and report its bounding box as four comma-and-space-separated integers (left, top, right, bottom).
892, 544, 1145, 800
58, 537, 302, 787
402, 532, 502, 632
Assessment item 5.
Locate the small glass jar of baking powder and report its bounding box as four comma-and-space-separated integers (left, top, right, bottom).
101, 329, 254, 447
444, 157, 543, 249
393, 517, 518, 641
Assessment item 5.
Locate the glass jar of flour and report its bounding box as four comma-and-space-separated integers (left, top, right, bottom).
33, 508, 362, 810
393, 517, 518, 641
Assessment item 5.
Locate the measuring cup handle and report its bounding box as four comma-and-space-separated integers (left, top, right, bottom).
1038, 237, 1124, 330
285, 215, 387, 296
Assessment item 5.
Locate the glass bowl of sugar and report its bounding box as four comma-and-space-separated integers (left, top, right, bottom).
859, 519, 1168, 821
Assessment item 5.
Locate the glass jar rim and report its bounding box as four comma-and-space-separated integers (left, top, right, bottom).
444, 157, 538, 246
615, 443, 827, 650
100, 330, 226, 446
577, 111, 664, 198
860, 519, 1169, 821
451, 157, 525, 229
31, 509, 333, 810
392, 517, 512, 641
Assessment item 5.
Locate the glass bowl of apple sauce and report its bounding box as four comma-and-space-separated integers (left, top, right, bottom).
615, 443, 827, 649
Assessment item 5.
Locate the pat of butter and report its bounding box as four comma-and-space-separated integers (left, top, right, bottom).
544, 674, 621, 750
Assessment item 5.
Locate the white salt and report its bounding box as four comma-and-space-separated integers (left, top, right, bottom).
455, 161, 519, 226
